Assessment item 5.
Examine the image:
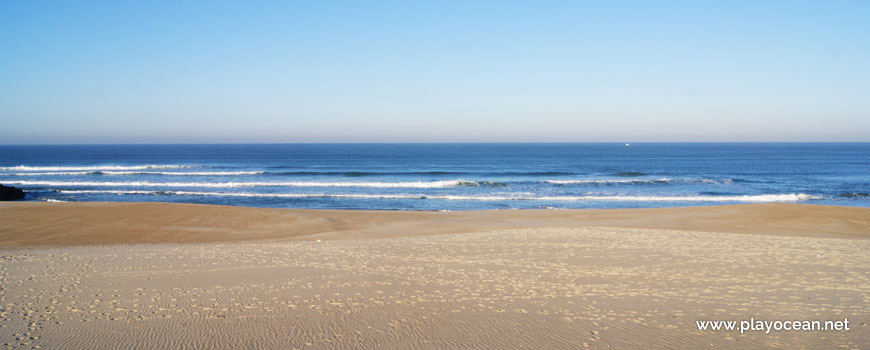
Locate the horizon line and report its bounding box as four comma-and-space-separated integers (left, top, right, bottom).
2, 141, 869, 146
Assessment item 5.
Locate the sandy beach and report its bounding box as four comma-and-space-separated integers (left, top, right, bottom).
1, 203, 868, 349
5, 0, 869, 347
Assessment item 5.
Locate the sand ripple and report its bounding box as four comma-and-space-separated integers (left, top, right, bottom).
1, 227, 868, 349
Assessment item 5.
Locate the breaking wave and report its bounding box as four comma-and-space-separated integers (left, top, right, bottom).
546, 178, 734, 185
58, 190, 817, 202
0, 165, 194, 171
8, 179, 489, 189
0, 171, 263, 176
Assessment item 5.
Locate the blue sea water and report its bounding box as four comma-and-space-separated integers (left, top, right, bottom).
1, 143, 868, 210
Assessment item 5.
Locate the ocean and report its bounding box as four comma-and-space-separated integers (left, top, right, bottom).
1, 143, 868, 210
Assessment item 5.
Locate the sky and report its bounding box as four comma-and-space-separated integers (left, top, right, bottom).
1, 1, 868, 144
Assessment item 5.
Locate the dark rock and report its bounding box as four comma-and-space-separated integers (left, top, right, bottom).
0, 184, 26, 201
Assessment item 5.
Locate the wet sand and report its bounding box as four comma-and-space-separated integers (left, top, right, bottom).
0, 203, 868, 349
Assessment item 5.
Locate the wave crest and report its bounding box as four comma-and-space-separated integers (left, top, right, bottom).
546, 178, 733, 185
0, 165, 194, 171
1, 170, 262, 176
57, 190, 817, 202
7, 179, 478, 189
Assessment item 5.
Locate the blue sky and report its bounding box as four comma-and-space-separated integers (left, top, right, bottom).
1, 1, 868, 143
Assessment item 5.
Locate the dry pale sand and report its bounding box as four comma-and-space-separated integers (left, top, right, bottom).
0, 203, 869, 349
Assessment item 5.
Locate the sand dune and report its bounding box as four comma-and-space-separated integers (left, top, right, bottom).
1, 203, 868, 349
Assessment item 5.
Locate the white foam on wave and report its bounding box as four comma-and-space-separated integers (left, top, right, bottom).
697, 178, 733, 184
9, 179, 477, 188
546, 178, 732, 185
546, 179, 671, 184
1, 172, 95, 176
0, 165, 194, 171
62, 190, 158, 195
58, 190, 817, 202
102, 171, 263, 176
1, 170, 263, 176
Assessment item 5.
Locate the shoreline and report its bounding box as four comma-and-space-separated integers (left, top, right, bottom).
2, 202, 868, 249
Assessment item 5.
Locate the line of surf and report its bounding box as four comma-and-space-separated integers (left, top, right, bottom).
8, 179, 483, 188
0, 165, 195, 171
56, 190, 817, 202
0, 171, 262, 176
546, 178, 734, 185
